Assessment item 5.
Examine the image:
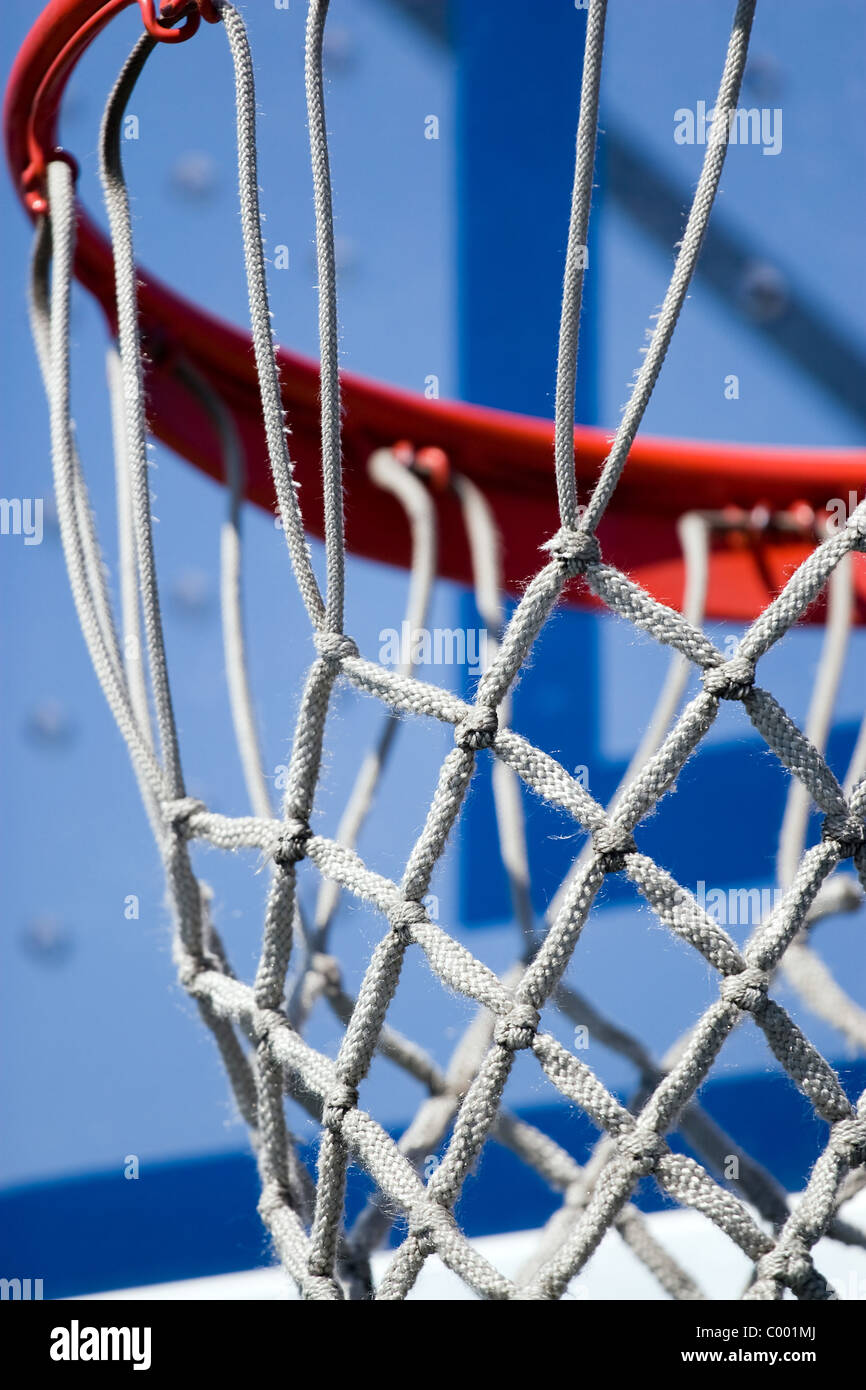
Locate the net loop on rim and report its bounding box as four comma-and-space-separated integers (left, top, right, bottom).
139, 0, 221, 44
137, 0, 198, 43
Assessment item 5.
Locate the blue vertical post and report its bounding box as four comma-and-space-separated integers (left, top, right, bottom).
456, 2, 599, 420
455, 1, 603, 925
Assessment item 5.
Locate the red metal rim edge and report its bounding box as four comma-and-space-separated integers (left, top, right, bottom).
6, 0, 865, 622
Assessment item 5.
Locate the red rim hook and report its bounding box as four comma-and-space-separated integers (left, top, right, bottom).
139, 1, 221, 45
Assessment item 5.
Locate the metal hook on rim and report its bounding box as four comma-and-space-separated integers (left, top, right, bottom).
391, 439, 451, 493
138, 1, 221, 45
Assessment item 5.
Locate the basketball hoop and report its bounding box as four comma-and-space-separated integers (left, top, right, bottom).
7, 0, 865, 1301
6, 0, 864, 622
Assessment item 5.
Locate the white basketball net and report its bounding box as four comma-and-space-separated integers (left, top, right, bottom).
31, 0, 866, 1299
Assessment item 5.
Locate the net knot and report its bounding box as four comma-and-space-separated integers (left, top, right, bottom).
702, 657, 756, 701
388, 899, 427, 944
175, 947, 205, 990
256, 1007, 285, 1047
162, 796, 207, 837
493, 1003, 540, 1052
273, 818, 312, 867
719, 966, 769, 1014
592, 824, 636, 873
544, 526, 601, 574
310, 952, 342, 991
757, 1239, 815, 1293
257, 1179, 292, 1224
821, 811, 865, 858
618, 1129, 665, 1177
323, 1080, 358, 1130
454, 704, 498, 751
408, 1214, 441, 1257
314, 630, 359, 665
832, 1115, 866, 1169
